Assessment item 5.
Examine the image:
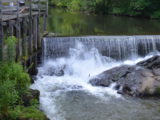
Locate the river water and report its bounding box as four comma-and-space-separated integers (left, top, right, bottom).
31, 8, 160, 120
47, 8, 160, 36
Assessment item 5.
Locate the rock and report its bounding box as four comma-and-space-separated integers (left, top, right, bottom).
152, 69, 160, 76
137, 56, 160, 69
89, 56, 160, 97
46, 67, 64, 76
90, 65, 134, 87
22, 89, 40, 106
44, 32, 58, 37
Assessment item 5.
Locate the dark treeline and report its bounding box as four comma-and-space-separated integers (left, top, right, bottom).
49, 0, 160, 18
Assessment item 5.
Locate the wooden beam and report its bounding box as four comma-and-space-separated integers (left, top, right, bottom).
37, 13, 41, 48
33, 16, 38, 51
29, 0, 33, 54
42, 14, 47, 32
8, 20, 15, 36
0, 0, 48, 62
22, 17, 28, 59
15, 19, 22, 61
46, 0, 48, 16
0, 0, 3, 61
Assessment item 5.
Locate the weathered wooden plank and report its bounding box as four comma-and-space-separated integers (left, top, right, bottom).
37, 13, 41, 48
2, 12, 39, 21
9, 20, 15, 36
15, 19, 22, 61
46, 0, 48, 16
33, 16, 38, 51
22, 17, 28, 59
1, 0, 48, 62
28, 0, 33, 54
0, 0, 3, 61
42, 14, 47, 32
2, 22, 7, 26
2, 0, 17, 2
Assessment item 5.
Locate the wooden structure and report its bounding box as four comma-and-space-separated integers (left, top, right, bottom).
0, 0, 48, 61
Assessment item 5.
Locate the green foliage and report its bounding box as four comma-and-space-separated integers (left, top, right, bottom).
0, 62, 45, 120
9, 106, 46, 120
49, 0, 160, 18
151, 10, 160, 18
5, 36, 17, 62
8, 106, 43, 120
0, 36, 45, 120
0, 62, 31, 118
19, 106, 46, 120
0, 62, 30, 97
0, 79, 19, 117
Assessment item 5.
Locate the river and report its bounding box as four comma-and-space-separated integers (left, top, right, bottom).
47, 8, 160, 36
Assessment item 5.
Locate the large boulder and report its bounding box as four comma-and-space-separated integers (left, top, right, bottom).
90, 65, 135, 87
137, 55, 160, 69
89, 56, 160, 96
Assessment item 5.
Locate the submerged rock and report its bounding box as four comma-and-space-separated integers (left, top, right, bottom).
89, 56, 160, 97
45, 67, 64, 76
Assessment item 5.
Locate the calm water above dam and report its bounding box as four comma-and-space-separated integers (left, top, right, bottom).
47, 8, 160, 36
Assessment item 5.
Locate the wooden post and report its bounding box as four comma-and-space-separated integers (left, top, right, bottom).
9, 20, 15, 36
0, 0, 3, 61
42, 0, 48, 32
29, 0, 33, 55
15, 19, 22, 61
46, 0, 48, 16
17, 0, 19, 18
42, 14, 47, 32
33, 16, 38, 51
37, 0, 41, 48
42, 14, 47, 33
16, 0, 22, 61
38, 0, 40, 17
22, 17, 28, 67
22, 17, 28, 59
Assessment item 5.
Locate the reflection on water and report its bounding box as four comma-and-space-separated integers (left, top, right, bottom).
47, 8, 160, 36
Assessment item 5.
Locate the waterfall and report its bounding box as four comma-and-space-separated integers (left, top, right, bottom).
31, 35, 160, 120
43, 35, 160, 60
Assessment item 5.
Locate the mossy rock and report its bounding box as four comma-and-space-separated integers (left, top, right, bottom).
155, 87, 160, 94
22, 89, 40, 107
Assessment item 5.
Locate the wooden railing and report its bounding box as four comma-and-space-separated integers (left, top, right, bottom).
0, 0, 48, 61
1, 0, 48, 21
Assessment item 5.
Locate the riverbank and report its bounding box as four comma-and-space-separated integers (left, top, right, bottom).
0, 36, 48, 120
0, 62, 48, 120
49, 0, 160, 19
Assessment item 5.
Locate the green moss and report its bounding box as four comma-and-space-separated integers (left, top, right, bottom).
8, 105, 47, 120
20, 106, 46, 120
155, 87, 160, 94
